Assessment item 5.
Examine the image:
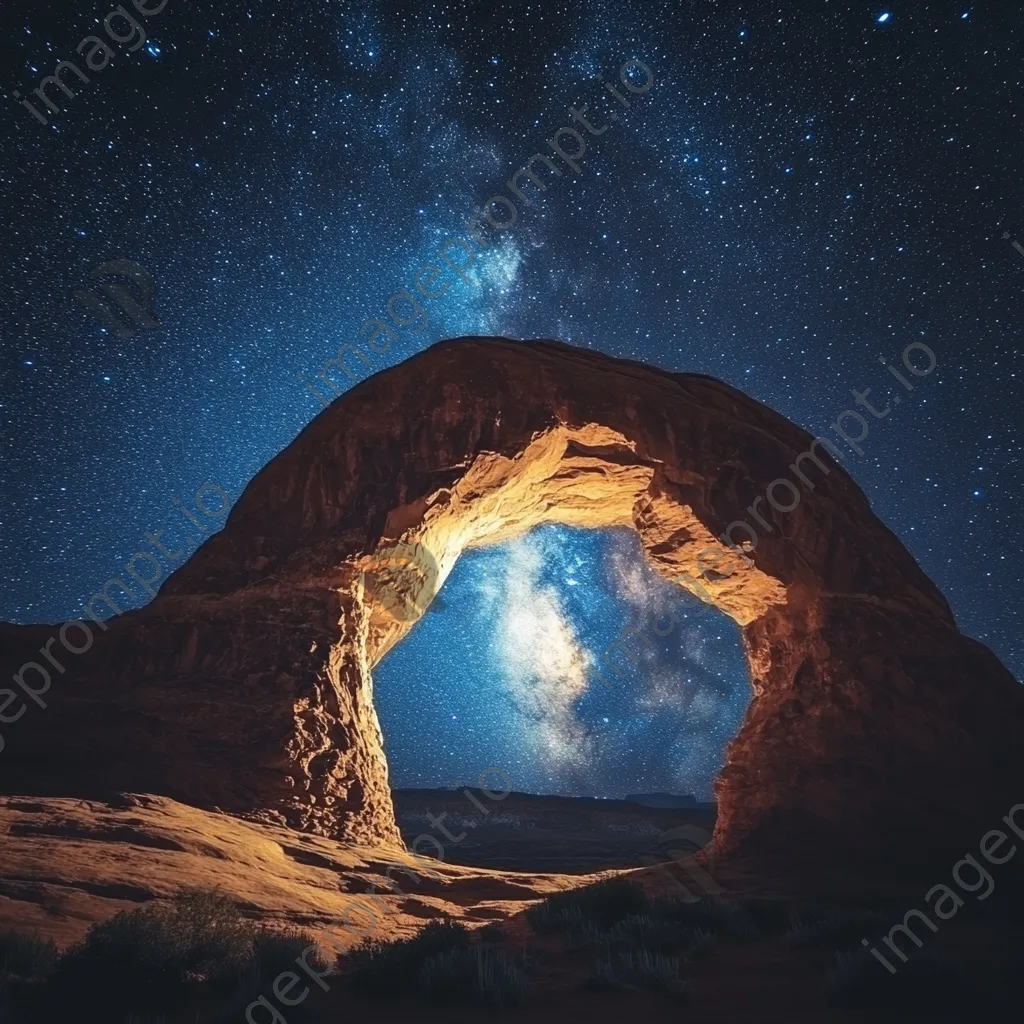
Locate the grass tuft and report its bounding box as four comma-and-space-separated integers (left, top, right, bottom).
569, 911, 717, 960
646, 894, 759, 940
251, 928, 324, 978
737, 898, 793, 934
418, 946, 529, 1008
527, 878, 647, 934
349, 919, 470, 997
0, 931, 58, 981
787, 905, 889, 949
683, 925, 716, 958
476, 922, 510, 943
590, 948, 689, 1000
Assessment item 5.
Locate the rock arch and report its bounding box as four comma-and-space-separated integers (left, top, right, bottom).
3, 338, 1022, 888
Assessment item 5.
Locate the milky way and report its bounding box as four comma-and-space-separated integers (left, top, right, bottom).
375, 526, 750, 798
1, 1, 1021, 795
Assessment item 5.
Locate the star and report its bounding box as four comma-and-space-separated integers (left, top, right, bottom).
0, 0, 1019, 799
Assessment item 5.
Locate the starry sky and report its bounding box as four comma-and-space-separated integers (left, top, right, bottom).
1, 0, 1022, 797
376, 526, 750, 797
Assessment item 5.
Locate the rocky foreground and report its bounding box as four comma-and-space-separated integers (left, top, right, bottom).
0, 792, 580, 951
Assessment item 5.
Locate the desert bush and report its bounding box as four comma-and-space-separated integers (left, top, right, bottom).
590, 948, 689, 1000
251, 928, 324, 978
9, 893, 327, 1024
417, 946, 529, 1008
527, 878, 647, 934
0, 931, 57, 980
214, 926, 327, 1024
349, 919, 470, 997
605, 914, 693, 953
569, 912, 717, 960
476, 922, 510, 943
528, 901, 585, 934
564, 919, 612, 951
647, 894, 758, 940
46, 890, 255, 1017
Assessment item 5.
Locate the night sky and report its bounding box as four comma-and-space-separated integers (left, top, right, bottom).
1, 1, 1022, 798
376, 526, 750, 797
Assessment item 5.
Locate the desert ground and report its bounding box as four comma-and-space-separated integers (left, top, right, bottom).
1, 789, 1021, 1023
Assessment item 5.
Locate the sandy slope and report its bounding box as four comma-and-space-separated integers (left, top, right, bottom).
0, 793, 586, 951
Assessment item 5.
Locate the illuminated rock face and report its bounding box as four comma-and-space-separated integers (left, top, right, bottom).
2, 339, 1022, 885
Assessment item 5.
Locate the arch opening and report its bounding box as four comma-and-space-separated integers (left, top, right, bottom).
342, 421, 792, 857
373, 523, 752, 804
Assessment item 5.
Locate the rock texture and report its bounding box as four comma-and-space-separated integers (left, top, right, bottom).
2, 338, 1022, 888
0, 793, 573, 950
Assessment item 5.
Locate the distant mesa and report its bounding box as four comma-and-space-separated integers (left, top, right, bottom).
625, 793, 702, 809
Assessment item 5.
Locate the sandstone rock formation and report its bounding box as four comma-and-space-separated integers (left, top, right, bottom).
2, 338, 1022, 889
0, 793, 572, 949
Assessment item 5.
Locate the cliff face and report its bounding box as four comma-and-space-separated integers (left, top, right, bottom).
2, 338, 1021, 886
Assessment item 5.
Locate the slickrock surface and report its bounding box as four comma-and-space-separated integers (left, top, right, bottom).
0, 793, 574, 950
2, 338, 1021, 892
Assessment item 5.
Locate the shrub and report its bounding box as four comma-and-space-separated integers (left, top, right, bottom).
528, 902, 585, 934
564, 920, 613, 951
826, 947, 879, 999
418, 946, 529, 1008
349, 919, 470, 997
605, 914, 694, 954
218, 927, 327, 1023
477, 922, 510, 943
591, 948, 689, 1000
47, 890, 254, 1017
252, 928, 324, 979
0, 931, 58, 980
647, 894, 758, 940
527, 878, 647, 934
569, 912, 717, 959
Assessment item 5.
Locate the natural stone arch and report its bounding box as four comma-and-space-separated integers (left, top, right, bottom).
4, 338, 1022, 889
355, 420, 788, 667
